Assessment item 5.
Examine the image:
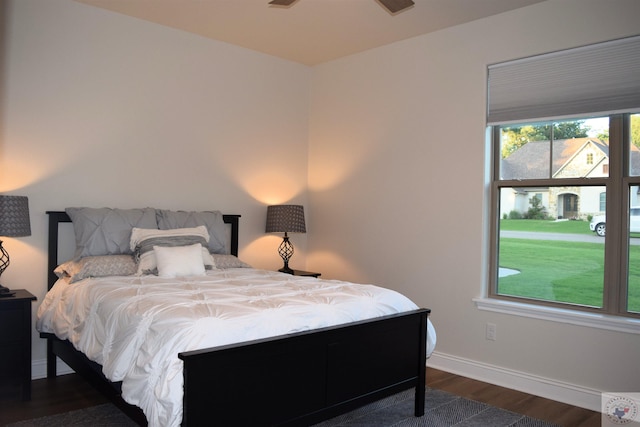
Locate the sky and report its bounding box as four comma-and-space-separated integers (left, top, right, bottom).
585, 117, 609, 137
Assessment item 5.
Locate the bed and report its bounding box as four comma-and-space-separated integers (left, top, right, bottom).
38, 208, 434, 426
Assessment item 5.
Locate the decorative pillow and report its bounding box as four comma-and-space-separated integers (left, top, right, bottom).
130, 226, 214, 275
211, 254, 251, 269
156, 210, 227, 254
54, 255, 137, 283
154, 244, 206, 278
66, 207, 158, 258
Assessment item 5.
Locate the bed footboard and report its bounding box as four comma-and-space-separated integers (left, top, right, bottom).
179, 308, 429, 426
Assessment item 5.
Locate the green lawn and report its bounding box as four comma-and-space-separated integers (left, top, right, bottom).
498, 238, 604, 307
498, 233, 640, 313
500, 219, 592, 235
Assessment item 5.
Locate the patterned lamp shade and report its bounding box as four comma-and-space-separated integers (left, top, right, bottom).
0, 196, 31, 237
265, 205, 306, 234
0, 195, 31, 281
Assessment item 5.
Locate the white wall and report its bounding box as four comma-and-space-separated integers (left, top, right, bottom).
0, 0, 311, 366
3, 0, 640, 412
308, 0, 640, 410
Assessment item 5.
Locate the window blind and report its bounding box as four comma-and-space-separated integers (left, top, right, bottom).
487, 35, 640, 125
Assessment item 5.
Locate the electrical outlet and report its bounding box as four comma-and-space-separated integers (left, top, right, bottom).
486, 323, 497, 341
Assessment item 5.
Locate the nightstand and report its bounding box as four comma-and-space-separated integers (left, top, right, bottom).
289, 269, 321, 278
0, 289, 36, 401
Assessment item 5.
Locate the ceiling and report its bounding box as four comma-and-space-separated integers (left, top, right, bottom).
76, 0, 547, 66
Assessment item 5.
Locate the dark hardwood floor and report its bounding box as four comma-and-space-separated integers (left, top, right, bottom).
0, 372, 108, 425
426, 368, 600, 427
0, 367, 600, 426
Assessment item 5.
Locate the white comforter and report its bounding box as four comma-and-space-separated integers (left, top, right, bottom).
37, 268, 436, 427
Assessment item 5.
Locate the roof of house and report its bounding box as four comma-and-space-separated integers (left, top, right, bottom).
500, 137, 612, 180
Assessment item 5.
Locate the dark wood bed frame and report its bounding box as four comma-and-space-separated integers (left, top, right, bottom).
41, 211, 430, 426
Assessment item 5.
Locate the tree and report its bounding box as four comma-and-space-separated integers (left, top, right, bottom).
501, 125, 539, 158
526, 196, 547, 220
632, 114, 640, 148
501, 121, 589, 158
552, 121, 589, 139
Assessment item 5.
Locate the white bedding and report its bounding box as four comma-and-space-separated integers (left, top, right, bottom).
36, 268, 436, 427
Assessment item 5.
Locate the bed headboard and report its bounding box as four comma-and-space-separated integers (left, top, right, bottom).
46, 211, 241, 290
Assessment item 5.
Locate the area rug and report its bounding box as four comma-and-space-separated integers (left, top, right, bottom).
7, 387, 558, 426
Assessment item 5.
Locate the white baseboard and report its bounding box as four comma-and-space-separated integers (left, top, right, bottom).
32, 353, 602, 413
32, 357, 74, 380
427, 351, 602, 413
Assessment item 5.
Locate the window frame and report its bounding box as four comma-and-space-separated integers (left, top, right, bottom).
488, 114, 639, 319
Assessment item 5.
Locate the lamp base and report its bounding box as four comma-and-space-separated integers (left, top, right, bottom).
0, 284, 15, 298
277, 234, 295, 275
0, 240, 9, 278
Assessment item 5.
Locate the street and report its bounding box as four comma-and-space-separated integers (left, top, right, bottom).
500, 230, 640, 245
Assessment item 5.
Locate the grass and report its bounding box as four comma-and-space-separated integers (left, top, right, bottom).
500, 219, 592, 234
501, 218, 640, 238
498, 220, 640, 313
498, 238, 605, 307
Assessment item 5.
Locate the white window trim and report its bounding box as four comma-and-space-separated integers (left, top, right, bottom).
474, 297, 640, 335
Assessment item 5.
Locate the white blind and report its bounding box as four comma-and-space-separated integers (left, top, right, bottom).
487, 35, 640, 125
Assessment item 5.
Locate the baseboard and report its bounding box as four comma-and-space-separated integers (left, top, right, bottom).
33, 352, 602, 412
427, 351, 602, 413
32, 357, 74, 380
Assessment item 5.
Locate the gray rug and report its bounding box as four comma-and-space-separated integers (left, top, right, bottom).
7, 387, 558, 426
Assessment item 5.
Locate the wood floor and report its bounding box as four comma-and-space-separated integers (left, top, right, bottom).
0, 367, 600, 426
426, 368, 600, 427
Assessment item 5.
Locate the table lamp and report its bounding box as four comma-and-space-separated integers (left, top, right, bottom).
265, 205, 306, 274
0, 195, 31, 296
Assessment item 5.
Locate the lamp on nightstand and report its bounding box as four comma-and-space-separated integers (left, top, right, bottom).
265, 205, 306, 274
0, 195, 31, 296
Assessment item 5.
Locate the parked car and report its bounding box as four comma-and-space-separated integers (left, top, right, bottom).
590, 207, 640, 236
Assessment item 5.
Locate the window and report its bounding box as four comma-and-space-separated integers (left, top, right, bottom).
486, 36, 640, 320
491, 115, 639, 318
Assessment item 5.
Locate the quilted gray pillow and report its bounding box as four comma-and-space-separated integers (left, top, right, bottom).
66, 207, 158, 258
55, 255, 137, 283
156, 209, 227, 254
211, 254, 251, 269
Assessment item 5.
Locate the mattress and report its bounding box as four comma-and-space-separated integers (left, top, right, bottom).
37, 268, 436, 427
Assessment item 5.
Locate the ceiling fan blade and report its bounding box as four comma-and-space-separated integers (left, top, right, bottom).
379, 0, 415, 13
268, 0, 297, 5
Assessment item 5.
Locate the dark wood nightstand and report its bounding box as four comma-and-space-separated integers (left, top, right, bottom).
289, 270, 321, 278
0, 289, 36, 401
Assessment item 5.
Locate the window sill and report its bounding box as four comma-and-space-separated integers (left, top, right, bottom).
473, 297, 640, 334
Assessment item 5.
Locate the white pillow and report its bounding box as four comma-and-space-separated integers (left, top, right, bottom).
130, 226, 215, 275
154, 244, 206, 278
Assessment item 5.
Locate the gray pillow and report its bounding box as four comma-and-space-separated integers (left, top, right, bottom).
211, 254, 251, 269
66, 207, 158, 257
156, 209, 227, 254
55, 255, 137, 283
